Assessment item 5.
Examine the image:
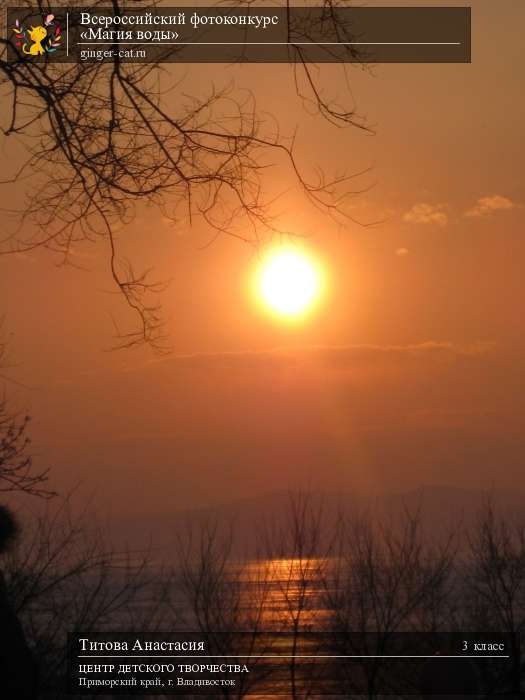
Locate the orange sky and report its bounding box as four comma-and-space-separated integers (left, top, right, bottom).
1, 0, 524, 515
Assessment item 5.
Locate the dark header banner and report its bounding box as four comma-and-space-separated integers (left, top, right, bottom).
6, 6, 471, 63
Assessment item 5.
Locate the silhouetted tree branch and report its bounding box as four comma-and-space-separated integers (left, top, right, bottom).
176, 518, 274, 698
0, 334, 53, 497
324, 507, 455, 697
465, 499, 525, 688
0, 0, 370, 352
3, 495, 177, 694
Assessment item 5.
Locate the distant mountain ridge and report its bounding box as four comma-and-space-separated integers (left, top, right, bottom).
111, 485, 525, 559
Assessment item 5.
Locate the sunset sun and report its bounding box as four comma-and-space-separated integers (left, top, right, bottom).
257, 249, 322, 318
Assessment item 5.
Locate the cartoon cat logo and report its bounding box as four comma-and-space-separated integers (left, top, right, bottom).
12, 14, 62, 57
24, 25, 48, 56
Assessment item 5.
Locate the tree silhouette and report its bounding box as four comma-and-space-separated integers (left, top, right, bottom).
0, 334, 53, 497
3, 495, 177, 694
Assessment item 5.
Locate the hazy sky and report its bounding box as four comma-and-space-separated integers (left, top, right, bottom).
1, 1, 524, 515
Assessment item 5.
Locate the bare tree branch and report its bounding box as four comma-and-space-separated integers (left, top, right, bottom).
1, 0, 370, 351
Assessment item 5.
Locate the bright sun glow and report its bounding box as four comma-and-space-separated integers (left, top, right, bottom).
258, 249, 322, 318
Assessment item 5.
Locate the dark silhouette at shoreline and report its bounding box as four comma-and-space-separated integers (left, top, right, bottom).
0, 505, 38, 699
